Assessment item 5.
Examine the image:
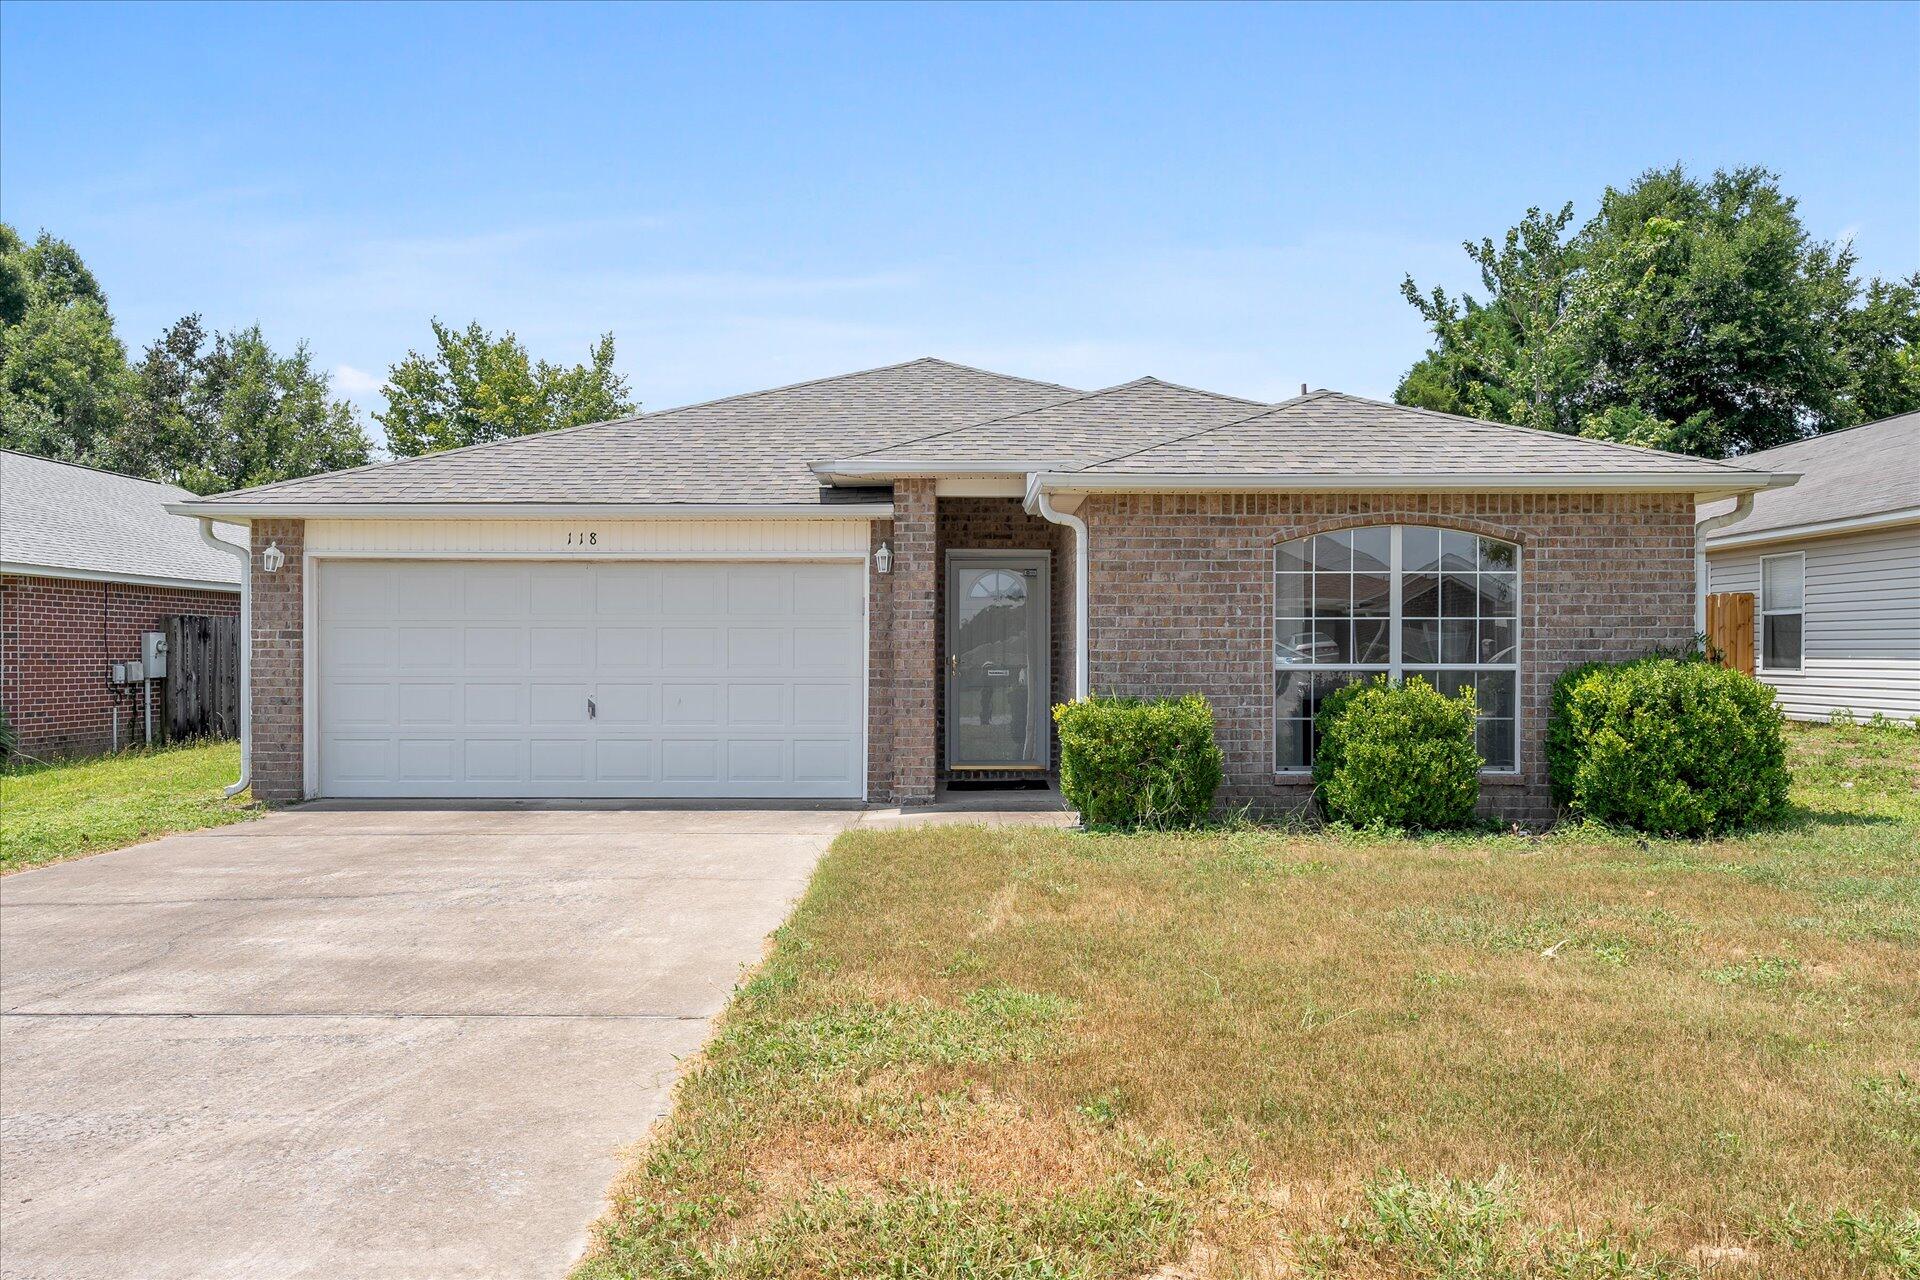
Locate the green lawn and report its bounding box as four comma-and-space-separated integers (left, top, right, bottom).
579, 721, 1920, 1280
0, 740, 259, 873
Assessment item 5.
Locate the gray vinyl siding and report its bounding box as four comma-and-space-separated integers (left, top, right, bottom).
1708, 524, 1920, 722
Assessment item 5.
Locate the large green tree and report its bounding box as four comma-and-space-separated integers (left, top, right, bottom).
377, 320, 635, 457
1397, 166, 1920, 456
0, 224, 132, 462
105, 316, 372, 493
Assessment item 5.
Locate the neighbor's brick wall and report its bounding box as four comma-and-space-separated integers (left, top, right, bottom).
0, 574, 239, 759
1082, 492, 1697, 822
249, 520, 306, 803
934, 497, 1071, 778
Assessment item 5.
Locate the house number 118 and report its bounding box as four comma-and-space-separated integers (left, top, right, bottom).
566, 531, 598, 546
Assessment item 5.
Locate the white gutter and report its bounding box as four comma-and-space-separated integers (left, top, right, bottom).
1029, 470, 1797, 498
1025, 477, 1089, 699
197, 518, 252, 799
0, 562, 239, 593
1694, 493, 1755, 638
1703, 504, 1920, 552
166, 501, 894, 523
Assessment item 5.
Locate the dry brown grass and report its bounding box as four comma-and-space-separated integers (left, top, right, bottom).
578, 723, 1919, 1279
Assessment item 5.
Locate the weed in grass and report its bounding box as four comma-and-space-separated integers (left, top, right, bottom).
1703, 956, 1803, 989
1859, 1073, 1920, 1158
1757, 1203, 1920, 1274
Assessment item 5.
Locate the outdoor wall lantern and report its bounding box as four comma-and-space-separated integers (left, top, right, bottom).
261, 541, 286, 574
873, 541, 893, 574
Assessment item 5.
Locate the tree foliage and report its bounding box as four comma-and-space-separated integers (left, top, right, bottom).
108, 316, 373, 493
0, 222, 372, 493
0, 225, 133, 462
1398, 166, 1920, 456
377, 319, 635, 457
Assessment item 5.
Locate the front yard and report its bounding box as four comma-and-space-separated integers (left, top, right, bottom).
580, 722, 1920, 1279
0, 740, 258, 873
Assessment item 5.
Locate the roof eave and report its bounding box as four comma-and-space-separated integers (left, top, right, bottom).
165, 501, 895, 523
0, 560, 241, 592
1028, 470, 1798, 500
1704, 504, 1920, 551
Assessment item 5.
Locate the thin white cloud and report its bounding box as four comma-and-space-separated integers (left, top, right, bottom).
332, 363, 384, 396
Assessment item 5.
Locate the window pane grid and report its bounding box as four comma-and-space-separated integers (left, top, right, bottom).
1276, 526, 1520, 773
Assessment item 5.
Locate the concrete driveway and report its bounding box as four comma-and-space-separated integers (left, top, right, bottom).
0, 803, 862, 1279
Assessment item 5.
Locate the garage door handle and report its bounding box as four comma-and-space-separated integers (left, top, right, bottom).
587, 696, 597, 719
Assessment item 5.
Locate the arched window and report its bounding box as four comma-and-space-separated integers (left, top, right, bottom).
1275, 526, 1519, 772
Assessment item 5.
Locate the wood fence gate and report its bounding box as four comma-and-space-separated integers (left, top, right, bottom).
164, 614, 241, 742
1705, 591, 1755, 675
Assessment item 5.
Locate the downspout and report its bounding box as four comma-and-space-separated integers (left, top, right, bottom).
198, 518, 251, 798
1028, 479, 1089, 699
1695, 493, 1754, 639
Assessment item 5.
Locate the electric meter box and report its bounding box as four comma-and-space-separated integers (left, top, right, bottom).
141, 631, 167, 679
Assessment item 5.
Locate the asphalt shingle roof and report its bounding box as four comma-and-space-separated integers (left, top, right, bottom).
1066, 391, 1774, 482
830, 377, 1265, 470
194, 358, 1078, 507
1700, 412, 1920, 541
1, 451, 241, 587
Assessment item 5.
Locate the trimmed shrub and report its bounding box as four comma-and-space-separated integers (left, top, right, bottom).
1548, 657, 1789, 835
1312, 676, 1481, 830
1052, 694, 1223, 828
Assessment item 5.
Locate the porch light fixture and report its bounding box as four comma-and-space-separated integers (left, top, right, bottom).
873, 541, 893, 574
260, 541, 286, 574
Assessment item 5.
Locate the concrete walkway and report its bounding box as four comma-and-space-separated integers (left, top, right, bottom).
0, 804, 881, 1279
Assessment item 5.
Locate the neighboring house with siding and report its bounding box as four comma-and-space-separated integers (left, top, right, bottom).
167, 358, 1796, 821
1703, 412, 1920, 723
1, 451, 242, 758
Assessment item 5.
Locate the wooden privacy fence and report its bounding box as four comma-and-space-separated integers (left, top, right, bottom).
1705, 591, 1755, 675
164, 614, 241, 742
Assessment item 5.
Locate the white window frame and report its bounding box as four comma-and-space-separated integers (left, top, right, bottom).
1757, 551, 1806, 675
1274, 524, 1522, 778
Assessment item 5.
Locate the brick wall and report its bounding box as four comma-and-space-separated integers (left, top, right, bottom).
866, 517, 896, 802
1081, 492, 1697, 822
249, 520, 306, 803
0, 574, 239, 759
934, 497, 1071, 778
886, 481, 938, 803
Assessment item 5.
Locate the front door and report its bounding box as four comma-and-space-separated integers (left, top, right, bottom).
945, 551, 1050, 770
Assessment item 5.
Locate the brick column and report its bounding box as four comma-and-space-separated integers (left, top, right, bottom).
249, 519, 306, 803
889, 480, 938, 803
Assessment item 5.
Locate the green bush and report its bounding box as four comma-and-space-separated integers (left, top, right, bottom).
1312, 676, 1481, 830
1052, 694, 1223, 828
1547, 657, 1789, 835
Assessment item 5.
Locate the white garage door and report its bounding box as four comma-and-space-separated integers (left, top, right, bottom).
315, 560, 865, 798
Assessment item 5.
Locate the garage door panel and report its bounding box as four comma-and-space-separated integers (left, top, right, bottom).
529, 683, 589, 725
463, 627, 524, 668
398, 683, 458, 726
529, 627, 589, 671
595, 627, 658, 668
594, 683, 655, 724
317, 560, 863, 798
398, 627, 457, 670
393, 563, 458, 618
662, 684, 720, 725
460, 683, 519, 726
660, 626, 719, 669
462, 564, 531, 618
396, 739, 456, 781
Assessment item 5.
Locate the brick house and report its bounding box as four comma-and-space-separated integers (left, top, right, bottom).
168, 360, 1794, 819
2, 451, 242, 759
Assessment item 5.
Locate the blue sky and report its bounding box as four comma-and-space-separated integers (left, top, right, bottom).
3, 1, 1916, 425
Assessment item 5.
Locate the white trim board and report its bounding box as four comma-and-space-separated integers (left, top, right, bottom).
0, 561, 240, 593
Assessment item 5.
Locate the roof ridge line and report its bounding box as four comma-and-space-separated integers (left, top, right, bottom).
827, 375, 1265, 464
195, 356, 1079, 503
1066, 388, 1334, 472
827, 378, 1157, 461
637, 356, 1075, 425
